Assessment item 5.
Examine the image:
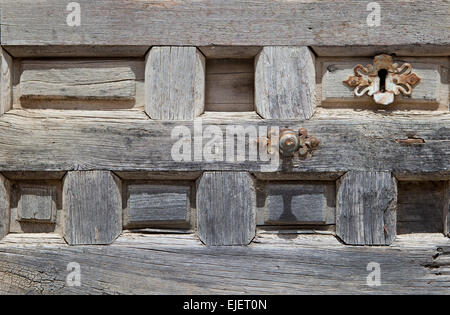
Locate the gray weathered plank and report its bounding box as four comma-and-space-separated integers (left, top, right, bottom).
0, 110, 448, 176
255, 46, 316, 119
2, 45, 150, 58
145, 47, 205, 120
257, 181, 335, 225
312, 45, 450, 57
63, 171, 122, 245
0, 233, 449, 294
446, 181, 450, 237
20, 60, 137, 101
197, 172, 256, 245
15, 184, 56, 222
9, 181, 60, 234
206, 58, 254, 112
0, 174, 10, 241
199, 46, 262, 59
397, 181, 447, 235
320, 58, 446, 108
336, 171, 398, 245
2, 1, 448, 48
124, 182, 191, 228
0, 48, 13, 116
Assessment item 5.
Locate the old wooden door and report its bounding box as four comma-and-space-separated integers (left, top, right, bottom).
0, 0, 448, 294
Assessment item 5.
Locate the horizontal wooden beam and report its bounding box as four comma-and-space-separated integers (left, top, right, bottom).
0, 110, 448, 176
1, 1, 448, 56
0, 233, 448, 294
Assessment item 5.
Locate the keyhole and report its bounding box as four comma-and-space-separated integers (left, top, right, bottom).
378, 69, 388, 92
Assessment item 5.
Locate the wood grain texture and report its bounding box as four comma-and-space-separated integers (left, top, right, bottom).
257, 181, 335, 225
312, 45, 450, 57
199, 46, 262, 59
20, 59, 136, 100
9, 181, 60, 234
63, 171, 122, 245
197, 172, 256, 245
255, 46, 316, 119
0, 174, 10, 241
145, 47, 205, 120
205, 58, 254, 112
336, 171, 397, 245
2, 1, 448, 48
397, 181, 447, 235
320, 58, 446, 108
3, 45, 150, 58
0, 110, 448, 177
0, 48, 13, 116
123, 182, 191, 228
0, 233, 449, 294
446, 181, 450, 237
15, 184, 56, 222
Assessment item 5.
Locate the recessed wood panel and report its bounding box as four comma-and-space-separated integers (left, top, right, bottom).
397, 181, 447, 234
16, 184, 56, 222
257, 181, 335, 225
9, 180, 61, 234
205, 58, 254, 112
18, 59, 144, 110
124, 182, 192, 228
320, 58, 447, 110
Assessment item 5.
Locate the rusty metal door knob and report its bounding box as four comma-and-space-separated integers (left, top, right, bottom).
263, 128, 320, 157
343, 54, 421, 105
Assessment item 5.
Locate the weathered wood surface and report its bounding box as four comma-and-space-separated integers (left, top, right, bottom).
2, 1, 449, 51
63, 171, 122, 245
312, 45, 450, 57
0, 174, 10, 241
145, 47, 205, 120
9, 181, 60, 234
320, 58, 447, 109
199, 46, 262, 59
123, 182, 191, 228
336, 171, 397, 245
1, 45, 150, 58
0, 233, 448, 294
14, 184, 56, 222
20, 60, 137, 101
205, 59, 254, 112
446, 182, 450, 237
255, 46, 316, 119
397, 181, 447, 235
0, 48, 13, 116
0, 110, 448, 177
257, 181, 335, 225
197, 172, 256, 245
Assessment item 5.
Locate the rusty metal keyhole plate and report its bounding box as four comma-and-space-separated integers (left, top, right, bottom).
343, 54, 421, 105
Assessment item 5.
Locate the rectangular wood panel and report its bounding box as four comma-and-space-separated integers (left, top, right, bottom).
255, 46, 316, 119
0, 110, 448, 177
0, 48, 13, 116
20, 60, 137, 100
336, 171, 397, 245
320, 58, 447, 109
63, 171, 122, 245
197, 172, 256, 245
2, 1, 448, 49
124, 182, 191, 228
9, 181, 60, 234
15, 184, 56, 222
0, 174, 10, 241
205, 58, 254, 112
397, 181, 447, 235
257, 181, 335, 225
145, 47, 205, 120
